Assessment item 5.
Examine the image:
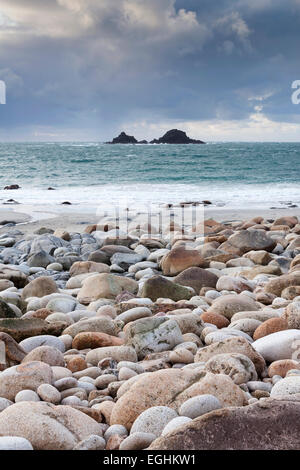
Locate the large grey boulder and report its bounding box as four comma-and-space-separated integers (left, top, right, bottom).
149, 399, 300, 450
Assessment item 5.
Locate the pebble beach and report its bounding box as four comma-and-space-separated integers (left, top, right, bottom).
3, 0, 300, 456
0, 208, 299, 450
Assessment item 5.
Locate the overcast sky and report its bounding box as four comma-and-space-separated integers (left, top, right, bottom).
1, 0, 300, 141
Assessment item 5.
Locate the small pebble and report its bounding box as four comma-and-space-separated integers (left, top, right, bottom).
37, 384, 61, 404
0, 436, 33, 450
119, 432, 156, 451
61, 396, 82, 406
161, 416, 192, 436
15, 390, 40, 403
73, 435, 106, 450
179, 395, 222, 419
104, 425, 128, 441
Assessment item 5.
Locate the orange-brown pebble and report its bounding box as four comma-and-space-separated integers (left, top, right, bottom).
204, 235, 227, 244
253, 317, 288, 341
251, 217, 264, 224
106, 434, 125, 450
290, 254, 300, 269
84, 224, 97, 234
72, 406, 102, 422
255, 291, 276, 305
270, 225, 290, 232
88, 389, 109, 401
281, 286, 300, 300
200, 312, 230, 329
72, 332, 123, 350
251, 390, 270, 399
66, 356, 87, 372
199, 287, 213, 297
94, 401, 116, 424
272, 216, 298, 228
268, 360, 300, 378
28, 308, 52, 320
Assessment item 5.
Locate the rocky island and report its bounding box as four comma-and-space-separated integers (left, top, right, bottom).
150, 129, 205, 144
106, 129, 205, 145
106, 132, 140, 144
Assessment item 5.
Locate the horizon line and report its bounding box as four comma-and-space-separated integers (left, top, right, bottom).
1, 140, 300, 144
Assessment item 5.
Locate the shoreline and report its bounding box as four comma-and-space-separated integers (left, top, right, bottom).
1, 205, 300, 237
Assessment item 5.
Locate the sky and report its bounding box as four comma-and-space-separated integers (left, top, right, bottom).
1, 0, 300, 141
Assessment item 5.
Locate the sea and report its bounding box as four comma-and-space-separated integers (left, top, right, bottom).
0, 142, 299, 216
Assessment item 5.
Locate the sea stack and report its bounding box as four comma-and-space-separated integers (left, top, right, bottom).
150, 129, 205, 144
107, 132, 140, 144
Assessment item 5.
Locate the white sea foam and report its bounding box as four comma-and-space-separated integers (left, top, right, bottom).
0, 182, 299, 219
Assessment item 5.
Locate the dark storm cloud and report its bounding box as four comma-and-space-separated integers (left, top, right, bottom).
0, 0, 300, 140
